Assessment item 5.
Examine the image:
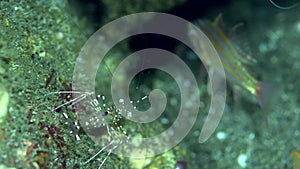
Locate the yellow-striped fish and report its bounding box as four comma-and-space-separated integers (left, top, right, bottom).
189, 14, 269, 108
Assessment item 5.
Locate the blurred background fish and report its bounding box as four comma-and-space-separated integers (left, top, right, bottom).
188, 14, 271, 108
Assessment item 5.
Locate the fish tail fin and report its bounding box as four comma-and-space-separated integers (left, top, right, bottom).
256, 82, 276, 126
256, 82, 275, 109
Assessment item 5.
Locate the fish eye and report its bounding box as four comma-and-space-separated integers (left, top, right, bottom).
269, 0, 299, 9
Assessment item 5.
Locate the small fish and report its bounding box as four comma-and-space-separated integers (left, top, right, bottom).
189, 14, 269, 108
293, 150, 300, 169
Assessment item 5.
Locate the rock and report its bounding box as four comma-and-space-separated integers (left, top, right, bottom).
0, 85, 9, 123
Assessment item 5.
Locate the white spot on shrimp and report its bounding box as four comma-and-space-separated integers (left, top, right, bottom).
119, 98, 124, 103
127, 112, 132, 118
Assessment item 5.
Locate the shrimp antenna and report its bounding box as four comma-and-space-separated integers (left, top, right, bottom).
269, 0, 299, 9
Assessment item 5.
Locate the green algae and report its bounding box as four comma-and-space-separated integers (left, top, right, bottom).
0, 0, 91, 167
0, 0, 189, 168
0, 84, 9, 124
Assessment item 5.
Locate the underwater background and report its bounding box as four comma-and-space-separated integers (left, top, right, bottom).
0, 0, 300, 168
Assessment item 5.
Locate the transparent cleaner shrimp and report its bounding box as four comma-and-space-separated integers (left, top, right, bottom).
46, 90, 148, 168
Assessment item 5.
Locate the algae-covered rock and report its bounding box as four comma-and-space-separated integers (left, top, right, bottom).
0, 65, 4, 74
0, 0, 93, 168
0, 85, 9, 124
0, 0, 189, 168
0, 164, 16, 169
